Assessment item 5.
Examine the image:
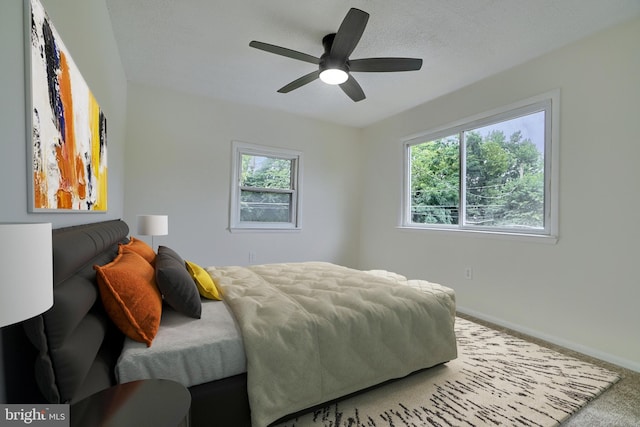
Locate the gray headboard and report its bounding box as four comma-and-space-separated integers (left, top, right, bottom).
23, 220, 129, 404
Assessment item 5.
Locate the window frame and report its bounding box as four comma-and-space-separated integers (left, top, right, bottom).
229, 141, 303, 232
401, 90, 559, 242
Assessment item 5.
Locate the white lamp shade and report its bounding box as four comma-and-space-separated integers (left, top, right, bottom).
137, 215, 169, 236
0, 223, 53, 328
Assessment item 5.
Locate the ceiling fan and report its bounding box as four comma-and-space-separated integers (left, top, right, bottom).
249, 8, 423, 102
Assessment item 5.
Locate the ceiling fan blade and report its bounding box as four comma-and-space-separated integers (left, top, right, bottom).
250, 41, 320, 65
330, 8, 369, 59
339, 75, 366, 102
277, 70, 321, 93
349, 57, 423, 72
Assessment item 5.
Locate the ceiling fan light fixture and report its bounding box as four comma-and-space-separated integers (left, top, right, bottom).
319, 68, 348, 85
250, 8, 422, 101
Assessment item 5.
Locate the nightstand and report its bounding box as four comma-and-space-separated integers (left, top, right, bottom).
70, 379, 191, 427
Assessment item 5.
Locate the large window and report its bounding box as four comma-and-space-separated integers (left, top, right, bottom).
403, 92, 558, 239
230, 141, 302, 231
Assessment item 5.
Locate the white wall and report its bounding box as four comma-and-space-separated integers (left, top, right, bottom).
358, 18, 640, 371
123, 83, 363, 268
0, 0, 127, 402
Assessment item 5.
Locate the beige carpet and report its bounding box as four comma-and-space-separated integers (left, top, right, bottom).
275, 317, 620, 427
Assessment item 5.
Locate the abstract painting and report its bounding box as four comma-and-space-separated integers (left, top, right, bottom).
26, 0, 107, 212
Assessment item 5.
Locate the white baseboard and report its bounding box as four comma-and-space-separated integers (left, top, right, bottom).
456, 306, 640, 373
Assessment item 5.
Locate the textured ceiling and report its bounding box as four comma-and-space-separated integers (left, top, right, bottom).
105, 0, 640, 128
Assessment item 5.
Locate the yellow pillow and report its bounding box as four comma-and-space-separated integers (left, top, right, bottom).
185, 261, 222, 300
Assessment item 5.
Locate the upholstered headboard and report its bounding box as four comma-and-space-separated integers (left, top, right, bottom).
23, 220, 129, 404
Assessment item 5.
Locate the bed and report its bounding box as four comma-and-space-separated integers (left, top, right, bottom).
21, 219, 457, 427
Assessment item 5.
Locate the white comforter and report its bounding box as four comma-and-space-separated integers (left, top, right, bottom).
206, 262, 457, 427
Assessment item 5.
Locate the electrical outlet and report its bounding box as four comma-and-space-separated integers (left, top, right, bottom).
464, 267, 473, 280
249, 251, 256, 264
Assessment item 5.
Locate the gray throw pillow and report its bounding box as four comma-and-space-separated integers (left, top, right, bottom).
155, 246, 202, 319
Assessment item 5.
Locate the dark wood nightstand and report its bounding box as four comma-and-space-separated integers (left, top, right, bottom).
70, 379, 191, 427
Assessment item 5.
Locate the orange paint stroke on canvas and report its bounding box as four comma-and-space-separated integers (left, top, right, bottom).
56, 188, 72, 208
76, 152, 86, 200
33, 169, 47, 208
56, 50, 88, 209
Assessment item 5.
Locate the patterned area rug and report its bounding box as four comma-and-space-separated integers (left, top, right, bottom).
275, 317, 620, 427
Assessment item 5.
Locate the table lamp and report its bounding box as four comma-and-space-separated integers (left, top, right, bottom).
136, 215, 168, 250
0, 223, 53, 328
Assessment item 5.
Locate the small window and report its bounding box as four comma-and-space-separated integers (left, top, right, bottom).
230, 141, 302, 231
403, 92, 558, 239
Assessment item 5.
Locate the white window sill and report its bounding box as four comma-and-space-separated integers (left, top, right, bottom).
397, 225, 558, 244
229, 226, 302, 233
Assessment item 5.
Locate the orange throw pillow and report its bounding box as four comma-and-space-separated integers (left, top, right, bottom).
94, 249, 162, 346
120, 237, 156, 265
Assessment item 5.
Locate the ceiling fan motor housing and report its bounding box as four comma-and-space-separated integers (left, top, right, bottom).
320, 33, 349, 74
